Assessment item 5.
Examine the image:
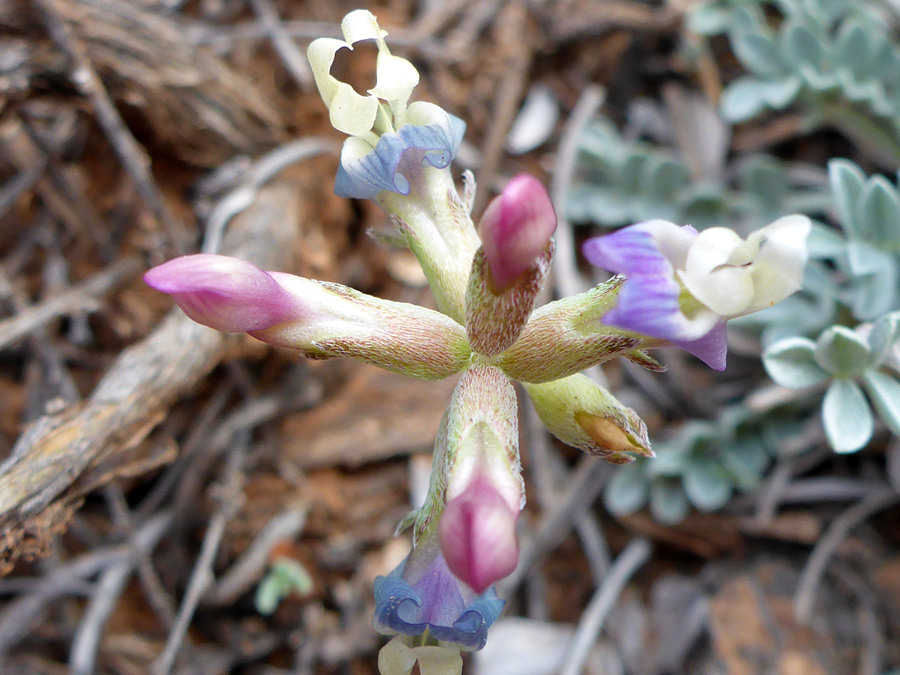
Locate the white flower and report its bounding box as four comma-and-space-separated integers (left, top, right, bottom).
583, 214, 811, 370
308, 10, 419, 137
378, 635, 462, 675
677, 214, 811, 319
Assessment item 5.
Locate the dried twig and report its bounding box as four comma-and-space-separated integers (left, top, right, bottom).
502, 455, 611, 592
0, 511, 171, 658
0, 257, 140, 351
152, 442, 247, 675
550, 84, 605, 299
202, 137, 336, 254
34, 0, 188, 252
794, 489, 900, 622
68, 557, 134, 675
0, 182, 301, 574
471, 2, 533, 215
249, 0, 314, 89
186, 19, 453, 61
559, 538, 652, 675
208, 505, 309, 606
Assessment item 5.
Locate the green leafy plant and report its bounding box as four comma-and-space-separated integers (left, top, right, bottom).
567, 115, 830, 230
572, 24, 900, 519
690, 0, 900, 165
764, 313, 900, 452
604, 410, 781, 524
255, 557, 313, 616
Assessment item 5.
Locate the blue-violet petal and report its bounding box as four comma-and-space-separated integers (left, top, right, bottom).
335, 115, 466, 199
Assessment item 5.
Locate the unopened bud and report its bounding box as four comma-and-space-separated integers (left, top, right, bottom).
439, 473, 519, 594
146, 254, 471, 380
524, 374, 652, 463
144, 254, 302, 332
478, 174, 557, 291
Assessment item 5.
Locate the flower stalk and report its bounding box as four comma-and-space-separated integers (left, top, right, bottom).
142, 9, 812, 670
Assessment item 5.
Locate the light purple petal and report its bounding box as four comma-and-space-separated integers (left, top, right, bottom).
144, 254, 304, 332
583, 226, 689, 339
439, 476, 519, 594
671, 321, 728, 371
479, 173, 557, 289
583, 224, 728, 367
334, 114, 466, 199
373, 540, 504, 651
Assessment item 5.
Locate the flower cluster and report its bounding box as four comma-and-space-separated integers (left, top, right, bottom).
144, 10, 810, 674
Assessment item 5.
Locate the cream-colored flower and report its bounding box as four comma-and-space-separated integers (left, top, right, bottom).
677, 214, 811, 319
308, 9, 419, 137
378, 636, 463, 675
582, 214, 811, 370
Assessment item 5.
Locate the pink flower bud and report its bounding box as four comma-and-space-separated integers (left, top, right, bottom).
438, 474, 519, 594
144, 254, 303, 332
478, 174, 557, 290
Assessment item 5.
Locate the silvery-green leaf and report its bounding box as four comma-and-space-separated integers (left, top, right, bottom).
872, 37, 900, 82
815, 325, 872, 376
731, 5, 767, 33
649, 438, 692, 477
857, 176, 900, 247
845, 239, 889, 276
740, 157, 788, 206
681, 187, 729, 229
731, 30, 785, 77
620, 153, 649, 193
836, 21, 874, 78
762, 416, 809, 459
763, 337, 828, 388
829, 159, 866, 236
566, 187, 631, 225
721, 439, 770, 491
720, 78, 770, 122
650, 479, 690, 525
255, 574, 285, 615
578, 119, 623, 161
815, 0, 854, 23
822, 379, 874, 453
720, 77, 801, 122
850, 257, 899, 321
863, 371, 900, 436
643, 157, 691, 201
781, 22, 826, 70
272, 558, 313, 594
802, 260, 842, 299
688, 4, 734, 36
868, 311, 900, 366
838, 73, 887, 110
800, 64, 840, 92
719, 405, 759, 433
806, 222, 846, 259
683, 456, 733, 512
604, 461, 650, 516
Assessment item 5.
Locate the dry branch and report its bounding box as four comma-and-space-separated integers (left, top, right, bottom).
0, 183, 301, 574
1, 0, 286, 167
0, 257, 140, 350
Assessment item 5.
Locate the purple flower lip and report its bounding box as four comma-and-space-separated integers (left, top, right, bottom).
479, 173, 557, 289
373, 539, 504, 651
143, 254, 303, 333
334, 107, 466, 199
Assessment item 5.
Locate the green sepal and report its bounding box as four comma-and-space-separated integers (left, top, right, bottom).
465, 242, 553, 356
524, 373, 652, 463
497, 277, 644, 383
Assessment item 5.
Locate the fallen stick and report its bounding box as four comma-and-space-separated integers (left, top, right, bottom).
0, 182, 301, 575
